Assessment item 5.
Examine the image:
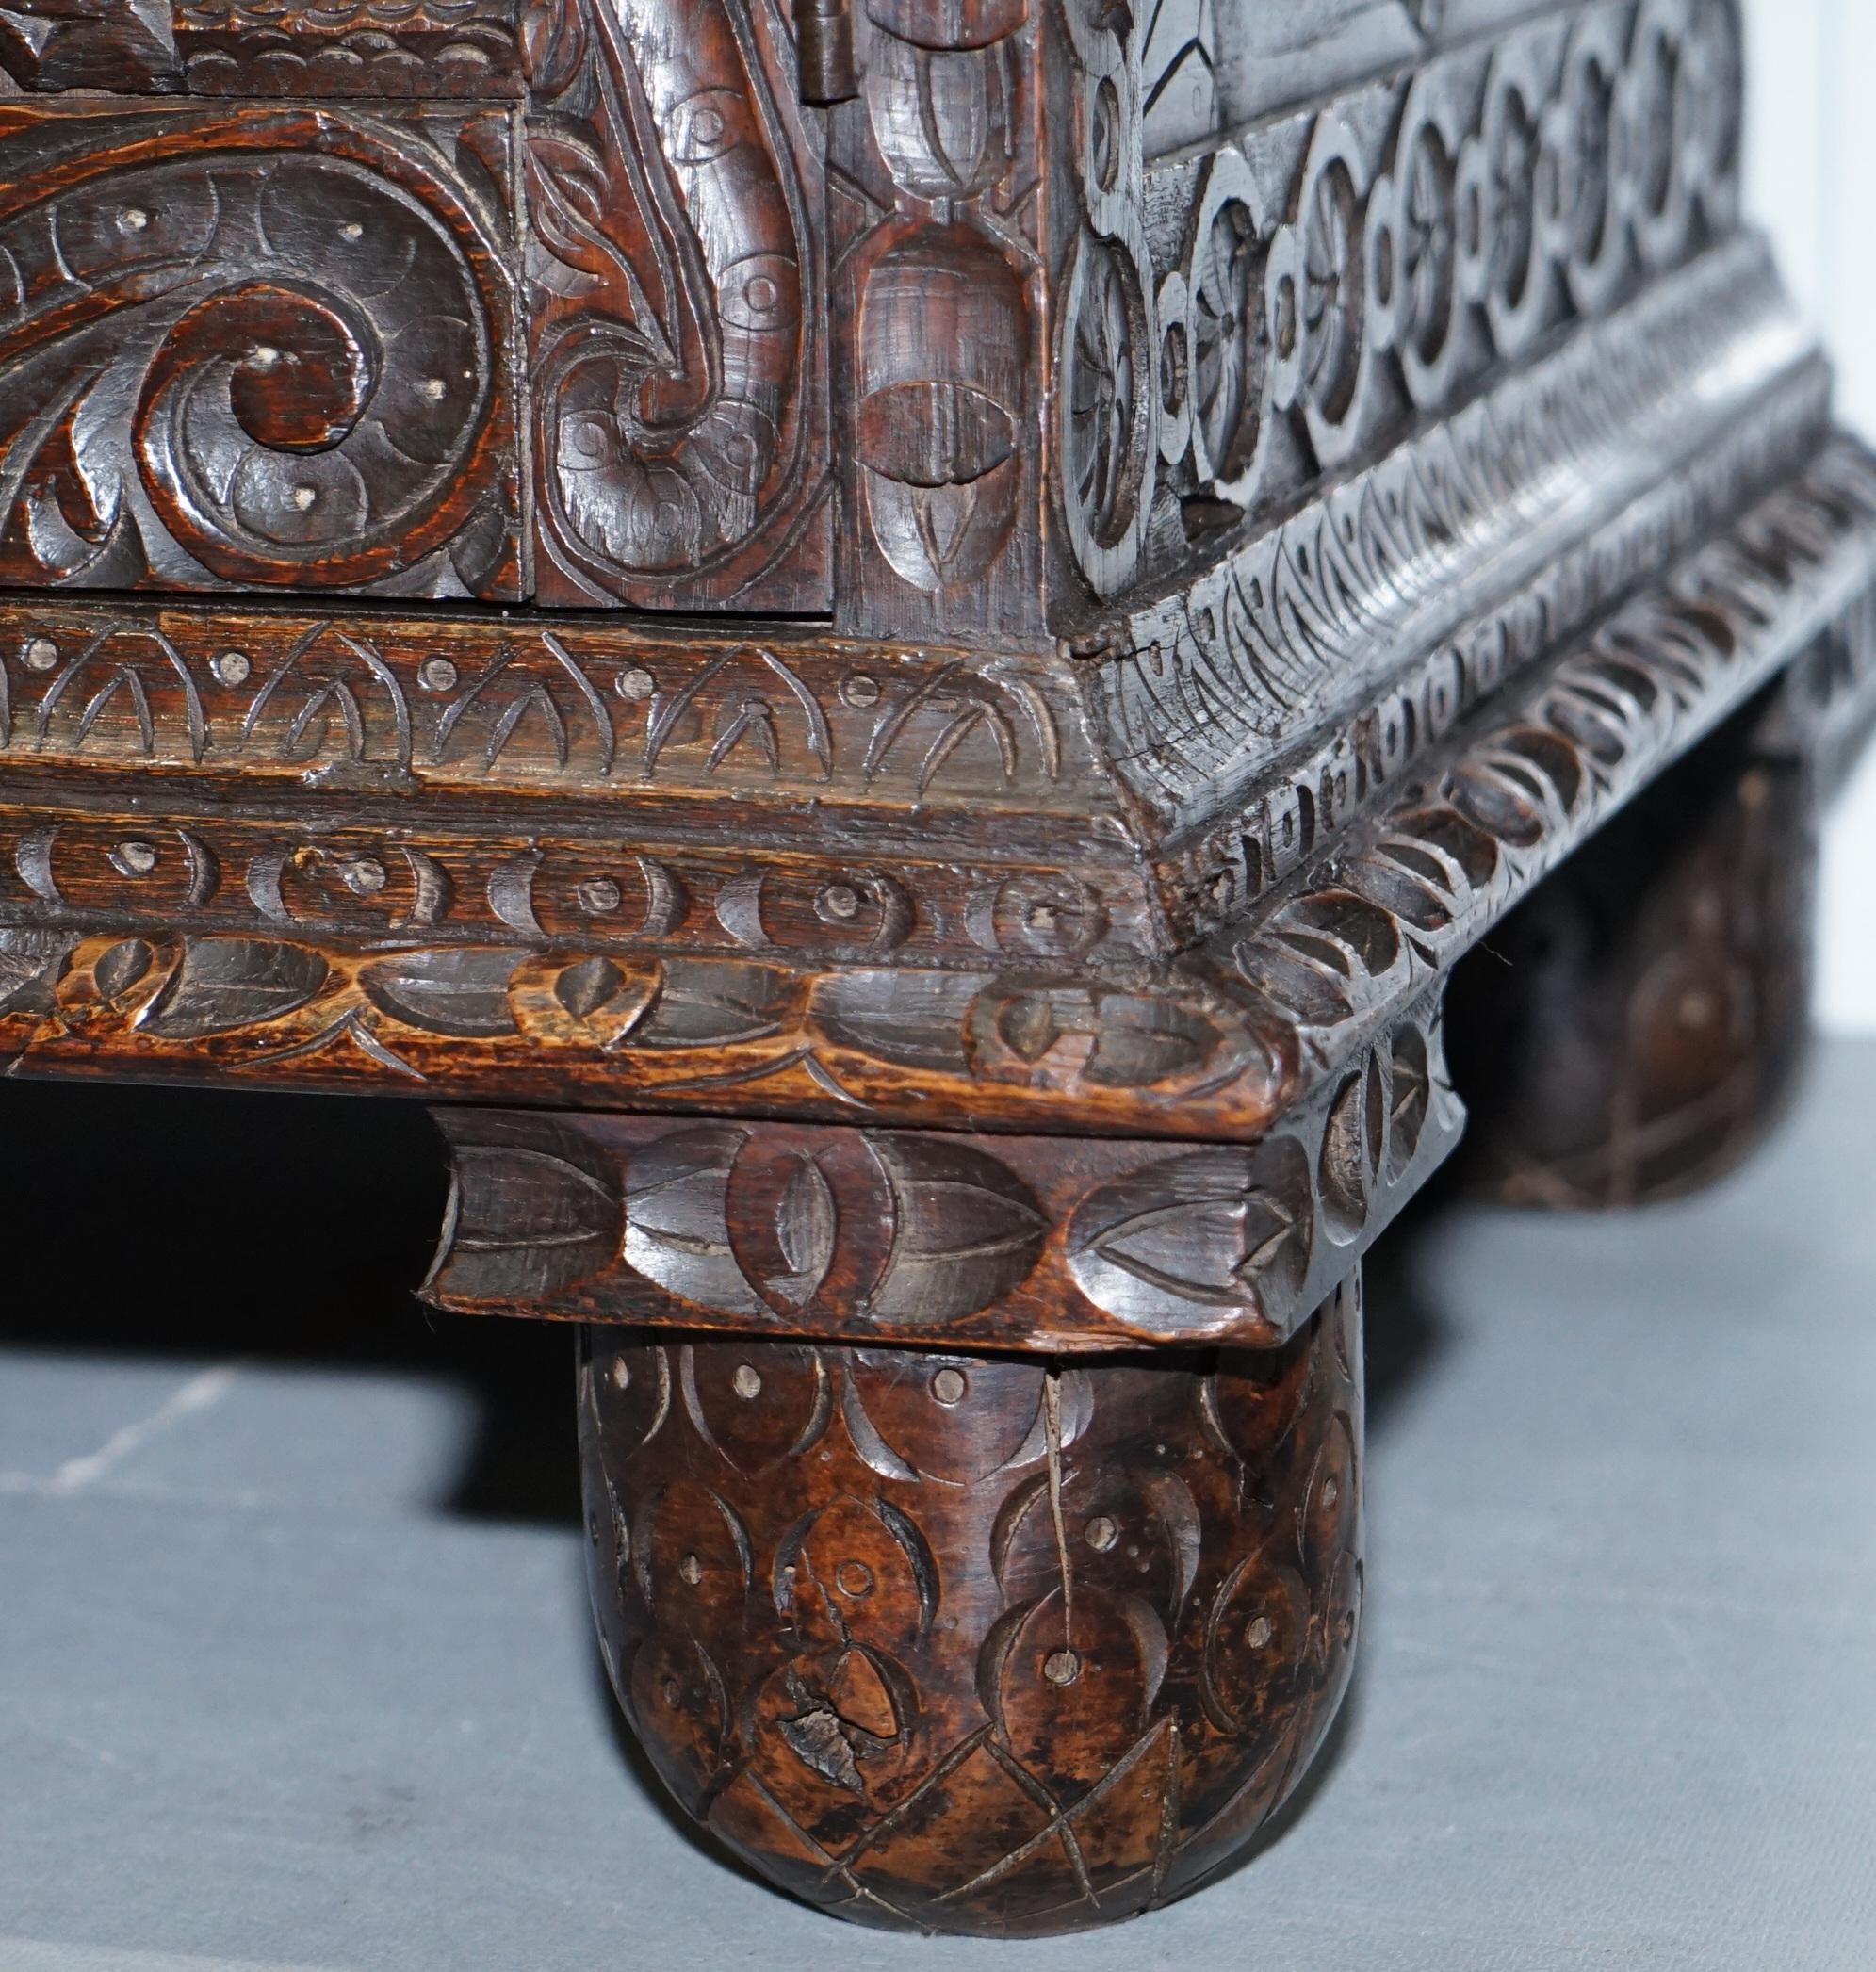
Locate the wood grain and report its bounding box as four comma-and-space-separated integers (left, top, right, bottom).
579, 1275, 1363, 1935
0, 0, 1869, 1938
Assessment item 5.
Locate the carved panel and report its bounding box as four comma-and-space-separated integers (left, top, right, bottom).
1057, 0, 1748, 607
423, 1023, 1453, 1349
0, 105, 522, 599
824, 0, 1045, 644
575, 1277, 1363, 1931
524, 0, 832, 611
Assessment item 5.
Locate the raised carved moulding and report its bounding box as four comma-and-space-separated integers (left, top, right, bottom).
423, 1028, 1455, 1350
0, 2, 528, 97
2, 436, 1875, 1150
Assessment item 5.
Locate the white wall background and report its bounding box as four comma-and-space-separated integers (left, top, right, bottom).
1745, 0, 1876, 1031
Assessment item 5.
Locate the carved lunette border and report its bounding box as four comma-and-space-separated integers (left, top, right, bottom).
0, 440, 1868, 1143
0, 610, 1102, 817
422, 999, 1456, 1352
0, 1, 527, 98
0, 801, 1160, 967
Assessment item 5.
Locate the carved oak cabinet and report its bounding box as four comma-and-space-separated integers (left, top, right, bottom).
2, 0, 1872, 1940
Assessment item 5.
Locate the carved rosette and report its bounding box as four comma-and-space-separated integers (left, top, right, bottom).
578, 1274, 1363, 1934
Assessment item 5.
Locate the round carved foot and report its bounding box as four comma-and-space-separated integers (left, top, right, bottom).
577, 1276, 1362, 1937
1445, 707, 1816, 1207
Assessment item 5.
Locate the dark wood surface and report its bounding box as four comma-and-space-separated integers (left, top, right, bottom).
0, 0, 1871, 1940
580, 1276, 1363, 1935
425, 1101, 1449, 1351
1448, 696, 1817, 1207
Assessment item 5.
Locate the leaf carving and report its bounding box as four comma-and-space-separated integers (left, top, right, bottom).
811, 969, 986, 1073
863, 1135, 1047, 1323
770, 1155, 837, 1306
634, 960, 791, 1050
92, 937, 154, 1002
140, 939, 327, 1039
1067, 1142, 1315, 1335
0, 929, 78, 1017
434, 1138, 621, 1300
358, 948, 522, 1037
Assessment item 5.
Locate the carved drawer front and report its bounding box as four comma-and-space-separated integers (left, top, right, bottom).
0, 103, 524, 600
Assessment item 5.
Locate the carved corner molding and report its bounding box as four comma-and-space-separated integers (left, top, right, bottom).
1099, 236, 1825, 907
1211, 434, 1876, 1119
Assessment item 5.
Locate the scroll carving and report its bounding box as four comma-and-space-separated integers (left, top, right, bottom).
826, 0, 1043, 642
0, 106, 521, 599
524, 0, 831, 610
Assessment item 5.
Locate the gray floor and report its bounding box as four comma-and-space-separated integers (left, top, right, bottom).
4, 1050, 1875, 1972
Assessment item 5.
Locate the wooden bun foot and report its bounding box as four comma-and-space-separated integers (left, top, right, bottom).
577, 1277, 1364, 1936
1445, 703, 1817, 1207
